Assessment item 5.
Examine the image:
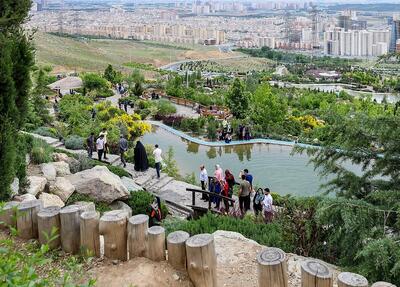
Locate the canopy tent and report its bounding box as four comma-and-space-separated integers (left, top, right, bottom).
48, 76, 83, 91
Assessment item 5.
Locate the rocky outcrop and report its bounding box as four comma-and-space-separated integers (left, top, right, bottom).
53, 153, 69, 162
213, 230, 340, 287
66, 166, 129, 204
49, 177, 75, 202
13, 193, 37, 202
109, 201, 133, 217
39, 192, 65, 208
41, 163, 57, 181
53, 161, 71, 177
26, 176, 47, 196
121, 176, 142, 192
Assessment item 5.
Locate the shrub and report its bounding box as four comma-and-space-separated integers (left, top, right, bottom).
30, 138, 54, 164
163, 213, 292, 251
106, 165, 130, 178
67, 193, 111, 214
33, 126, 58, 138
155, 99, 177, 117
65, 135, 85, 150
161, 115, 184, 127
127, 191, 168, 219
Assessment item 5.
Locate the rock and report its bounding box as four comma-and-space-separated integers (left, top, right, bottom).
53, 152, 69, 162
13, 193, 37, 202
109, 201, 132, 217
121, 176, 142, 192
49, 177, 75, 202
10, 177, 19, 197
39, 192, 65, 208
26, 154, 31, 165
67, 166, 129, 204
172, 274, 180, 281
53, 161, 71, 177
27, 176, 47, 196
66, 157, 81, 174
41, 163, 57, 181
74, 201, 96, 213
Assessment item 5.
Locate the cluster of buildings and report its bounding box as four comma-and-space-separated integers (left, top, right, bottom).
323, 11, 399, 57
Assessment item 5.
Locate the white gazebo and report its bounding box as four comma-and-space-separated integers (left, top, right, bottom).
48, 76, 83, 95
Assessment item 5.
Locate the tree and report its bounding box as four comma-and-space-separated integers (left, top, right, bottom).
82, 73, 109, 92
28, 69, 51, 127
226, 78, 249, 119
0, 0, 34, 200
250, 84, 288, 128
104, 64, 121, 84
132, 82, 144, 97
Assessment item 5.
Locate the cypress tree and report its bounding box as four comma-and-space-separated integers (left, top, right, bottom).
0, 0, 34, 200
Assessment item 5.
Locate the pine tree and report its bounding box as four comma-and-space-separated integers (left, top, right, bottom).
0, 0, 34, 200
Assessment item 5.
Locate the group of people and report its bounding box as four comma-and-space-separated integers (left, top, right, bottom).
216, 120, 252, 143
199, 165, 273, 223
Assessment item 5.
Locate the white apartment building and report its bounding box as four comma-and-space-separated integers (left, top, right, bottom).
324, 28, 390, 57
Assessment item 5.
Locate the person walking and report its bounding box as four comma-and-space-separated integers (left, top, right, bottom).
262, 188, 274, 223
124, 101, 128, 113
238, 174, 251, 215
244, 169, 253, 191
134, 141, 149, 172
200, 165, 209, 201
96, 135, 105, 161
253, 188, 265, 217
119, 135, 128, 168
86, 132, 95, 158
153, 144, 162, 179
99, 128, 109, 160
214, 164, 224, 182
224, 170, 235, 206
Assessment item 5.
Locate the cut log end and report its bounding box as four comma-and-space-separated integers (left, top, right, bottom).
148, 226, 165, 235
186, 233, 214, 248
38, 206, 61, 218
60, 204, 80, 215
301, 259, 332, 278
167, 231, 190, 244
257, 247, 286, 266
102, 210, 129, 222
338, 272, 368, 287
80, 210, 99, 220
371, 282, 397, 287
129, 214, 149, 225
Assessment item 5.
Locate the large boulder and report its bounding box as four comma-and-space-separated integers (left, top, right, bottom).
53, 152, 69, 162
10, 177, 19, 197
67, 166, 129, 204
49, 177, 75, 202
41, 163, 57, 181
26, 176, 47, 196
39, 192, 65, 208
110, 201, 132, 217
13, 193, 37, 202
121, 176, 142, 192
53, 161, 71, 177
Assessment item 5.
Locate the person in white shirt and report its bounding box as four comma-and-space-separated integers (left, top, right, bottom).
262, 188, 274, 223
96, 135, 105, 161
199, 165, 208, 201
153, 144, 162, 179
99, 128, 108, 160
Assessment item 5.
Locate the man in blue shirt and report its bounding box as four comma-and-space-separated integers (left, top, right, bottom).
244, 169, 253, 190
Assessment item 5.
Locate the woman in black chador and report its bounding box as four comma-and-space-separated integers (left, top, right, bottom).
134, 141, 149, 171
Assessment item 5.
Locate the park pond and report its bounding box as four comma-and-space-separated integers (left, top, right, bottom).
141, 126, 360, 197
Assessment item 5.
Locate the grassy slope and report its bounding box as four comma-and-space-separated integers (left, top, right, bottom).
34, 32, 235, 74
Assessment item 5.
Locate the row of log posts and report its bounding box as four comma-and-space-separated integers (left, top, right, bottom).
1, 201, 397, 287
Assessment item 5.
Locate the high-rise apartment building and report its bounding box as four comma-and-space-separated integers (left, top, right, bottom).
390, 16, 400, 52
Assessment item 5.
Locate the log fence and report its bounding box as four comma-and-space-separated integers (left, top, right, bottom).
0, 200, 397, 287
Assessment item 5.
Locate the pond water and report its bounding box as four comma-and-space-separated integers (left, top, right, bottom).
141, 127, 359, 197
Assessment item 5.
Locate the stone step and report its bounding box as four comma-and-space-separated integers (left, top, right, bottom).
142, 174, 168, 189
51, 141, 64, 148
148, 176, 174, 193
135, 173, 155, 186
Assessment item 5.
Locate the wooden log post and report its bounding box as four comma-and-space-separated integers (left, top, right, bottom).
186, 233, 217, 287
60, 205, 81, 254
167, 230, 190, 270
337, 272, 368, 287
371, 282, 396, 287
257, 247, 288, 287
301, 259, 333, 287
99, 210, 128, 261
80, 211, 100, 257
147, 226, 166, 261
127, 214, 149, 259
16, 200, 42, 239
37, 206, 61, 249
0, 201, 20, 229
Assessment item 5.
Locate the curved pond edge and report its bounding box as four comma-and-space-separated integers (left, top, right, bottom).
147, 120, 315, 149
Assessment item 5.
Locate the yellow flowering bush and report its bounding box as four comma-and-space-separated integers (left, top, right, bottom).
108, 113, 151, 140
290, 115, 324, 133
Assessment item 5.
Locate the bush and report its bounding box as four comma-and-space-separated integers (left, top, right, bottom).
106, 165, 130, 178
163, 213, 292, 251
127, 191, 168, 219
155, 99, 177, 117
161, 115, 184, 127
65, 135, 85, 150
66, 193, 111, 214
33, 126, 58, 138
30, 138, 54, 164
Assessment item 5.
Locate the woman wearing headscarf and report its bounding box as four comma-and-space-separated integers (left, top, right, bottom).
134, 141, 149, 172
225, 169, 235, 206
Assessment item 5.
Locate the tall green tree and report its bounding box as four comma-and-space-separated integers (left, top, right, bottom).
250, 84, 288, 128
28, 69, 51, 127
226, 78, 249, 119
0, 0, 34, 200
